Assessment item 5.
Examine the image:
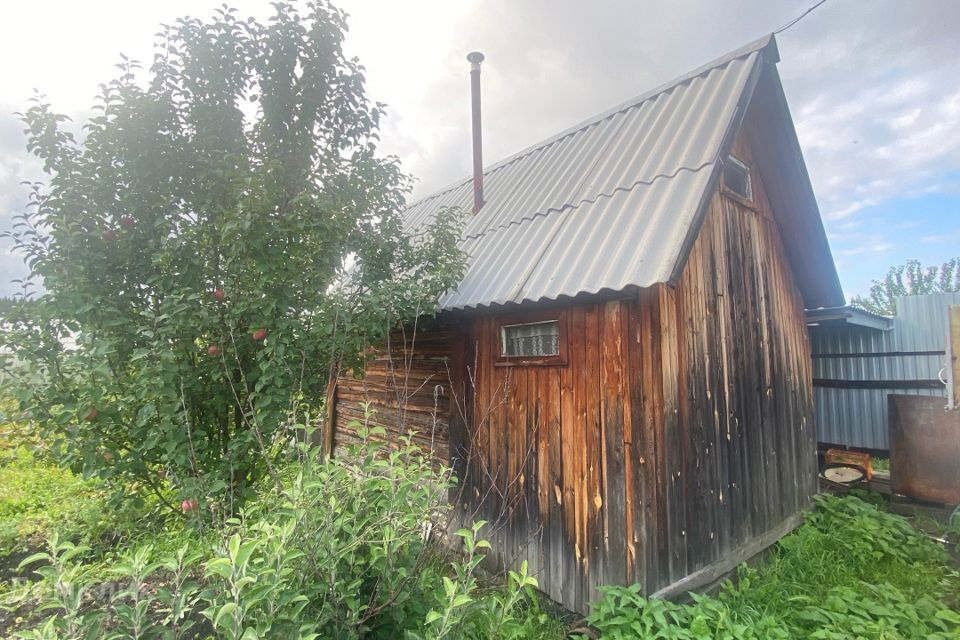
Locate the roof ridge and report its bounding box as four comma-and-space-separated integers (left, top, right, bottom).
404, 34, 776, 210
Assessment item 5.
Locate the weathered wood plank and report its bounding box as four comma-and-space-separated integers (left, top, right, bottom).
708, 204, 735, 557
625, 299, 643, 587
658, 284, 687, 585
600, 300, 628, 587
543, 366, 564, 603
584, 305, 605, 603
505, 361, 519, 568
647, 286, 672, 592
519, 366, 539, 584
533, 366, 548, 591
569, 304, 588, 610
560, 306, 581, 609
682, 234, 711, 571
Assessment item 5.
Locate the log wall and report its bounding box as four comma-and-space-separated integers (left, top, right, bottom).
331, 329, 452, 461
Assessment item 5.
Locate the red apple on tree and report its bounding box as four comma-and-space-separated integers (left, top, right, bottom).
212, 288, 226, 302
252, 328, 267, 341
84, 407, 98, 422
102, 450, 113, 462
180, 499, 198, 513
120, 215, 134, 228
207, 344, 222, 357
101, 229, 117, 241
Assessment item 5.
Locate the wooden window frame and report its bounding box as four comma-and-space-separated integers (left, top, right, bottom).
494, 309, 568, 367
721, 154, 753, 203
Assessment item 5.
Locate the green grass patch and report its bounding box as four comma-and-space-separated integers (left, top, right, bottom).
0, 401, 109, 557
0, 445, 105, 556
0, 403, 175, 565
586, 494, 960, 639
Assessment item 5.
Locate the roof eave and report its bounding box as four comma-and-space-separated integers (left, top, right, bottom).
806, 306, 893, 331
735, 48, 845, 309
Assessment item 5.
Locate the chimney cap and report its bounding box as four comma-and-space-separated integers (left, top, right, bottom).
467, 51, 485, 65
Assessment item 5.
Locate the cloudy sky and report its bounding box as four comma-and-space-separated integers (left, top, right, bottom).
1, 0, 958, 300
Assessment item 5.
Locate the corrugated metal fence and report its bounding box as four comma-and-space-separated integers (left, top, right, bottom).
809, 293, 959, 451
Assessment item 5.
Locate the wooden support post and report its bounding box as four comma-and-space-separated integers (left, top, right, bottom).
323, 377, 337, 459
949, 305, 959, 409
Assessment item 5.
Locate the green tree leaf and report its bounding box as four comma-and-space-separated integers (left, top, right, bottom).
849, 258, 960, 315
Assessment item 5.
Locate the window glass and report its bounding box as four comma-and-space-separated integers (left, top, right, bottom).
501, 320, 560, 357
723, 155, 752, 200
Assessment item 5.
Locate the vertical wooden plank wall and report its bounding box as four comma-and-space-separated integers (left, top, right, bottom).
657, 126, 816, 589
457, 303, 634, 611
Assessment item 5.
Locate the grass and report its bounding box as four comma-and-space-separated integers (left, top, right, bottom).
0, 402, 105, 559
0, 403, 172, 565
0, 403, 198, 601
0, 445, 103, 557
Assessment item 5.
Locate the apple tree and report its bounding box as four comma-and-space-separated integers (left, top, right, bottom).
850, 258, 960, 316
1, 2, 465, 510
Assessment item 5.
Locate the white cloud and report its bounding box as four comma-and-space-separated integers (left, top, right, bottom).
921, 229, 960, 244
826, 199, 877, 221
837, 241, 895, 257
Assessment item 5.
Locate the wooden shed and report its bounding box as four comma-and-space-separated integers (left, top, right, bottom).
330, 34, 843, 614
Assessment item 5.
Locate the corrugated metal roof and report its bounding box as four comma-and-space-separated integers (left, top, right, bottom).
406, 36, 776, 311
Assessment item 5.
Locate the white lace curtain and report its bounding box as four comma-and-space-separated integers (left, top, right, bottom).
501, 321, 560, 357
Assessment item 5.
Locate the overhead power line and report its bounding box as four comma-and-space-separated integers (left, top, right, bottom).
774, 0, 829, 34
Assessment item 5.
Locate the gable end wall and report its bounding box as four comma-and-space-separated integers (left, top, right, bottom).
651, 123, 816, 592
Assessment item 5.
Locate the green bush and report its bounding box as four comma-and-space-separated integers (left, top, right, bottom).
584, 494, 960, 639
586, 585, 782, 640
9, 427, 559, 640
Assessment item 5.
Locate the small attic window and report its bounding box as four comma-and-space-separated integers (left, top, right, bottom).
501, 320, 560, 357
723, 155, 753, 201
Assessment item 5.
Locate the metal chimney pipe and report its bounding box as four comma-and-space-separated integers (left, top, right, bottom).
467, 51, 485, 214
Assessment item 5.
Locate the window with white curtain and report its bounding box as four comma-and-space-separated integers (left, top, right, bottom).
500, 320, 560, 357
